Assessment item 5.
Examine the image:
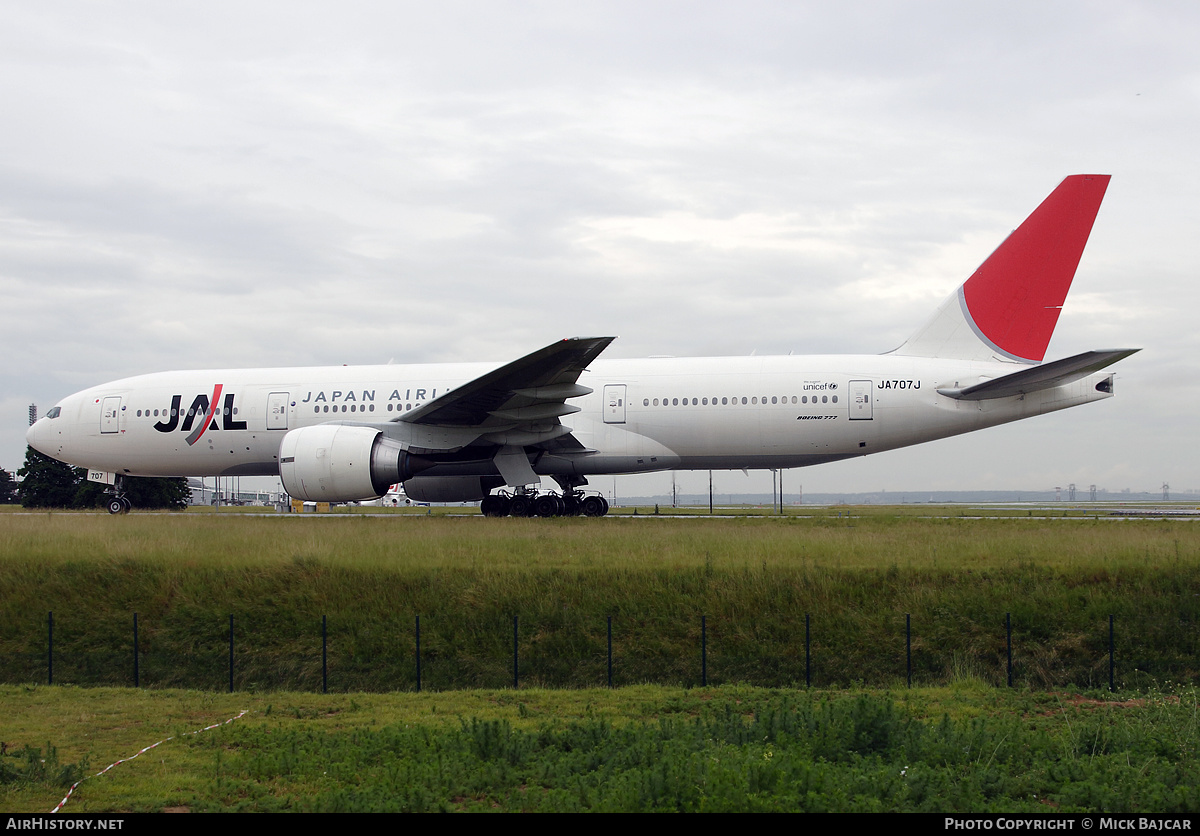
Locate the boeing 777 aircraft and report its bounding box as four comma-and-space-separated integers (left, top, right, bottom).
27, 175, 1137, 516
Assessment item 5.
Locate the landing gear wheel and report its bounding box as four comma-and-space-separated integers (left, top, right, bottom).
119, 496, 132, 513
561, 495, 579, 516
508, 496, 531, 517
481, 495, 509, 517
107, 498, 125, 515
581, 496, 605, 517
534, 495, 560, 517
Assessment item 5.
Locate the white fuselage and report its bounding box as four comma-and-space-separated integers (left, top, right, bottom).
28, 354, 1115, 482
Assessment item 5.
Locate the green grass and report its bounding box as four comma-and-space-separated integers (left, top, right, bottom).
4, 683, 1200, 812
2, 512, 1199, 691
5, 511, 1199, 812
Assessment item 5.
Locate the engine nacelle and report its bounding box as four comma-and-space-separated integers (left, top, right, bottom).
403, 475, 505, 503
279, 425, 431, 502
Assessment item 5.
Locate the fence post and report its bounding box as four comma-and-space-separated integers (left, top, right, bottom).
906, 613, 912, 688
1006, 612, 1012, 688
805, 613, 811, 688
1109, 614, 1115, 693
415, 615, 421, 693
322, 615, 328, 694
228, 615, 234, 694
701, 615, 707, 687
47, 611, 53, 686
607, 615, 613, 688
133, 612, 139, 688
512, 615, 519, 689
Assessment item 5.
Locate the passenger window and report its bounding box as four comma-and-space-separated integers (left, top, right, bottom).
832, 395, 838, 403
643, 399, 649, 406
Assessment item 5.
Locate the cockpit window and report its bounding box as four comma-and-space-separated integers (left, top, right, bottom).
46, 407, 61, 419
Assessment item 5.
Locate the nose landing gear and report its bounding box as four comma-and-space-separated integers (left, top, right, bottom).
105, 476, 132, 515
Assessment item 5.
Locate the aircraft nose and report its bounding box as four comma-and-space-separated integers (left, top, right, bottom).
25, 417, 50, 454
26, 402, 68, 459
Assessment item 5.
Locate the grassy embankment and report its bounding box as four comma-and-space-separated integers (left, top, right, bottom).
2, 511, 1198, 691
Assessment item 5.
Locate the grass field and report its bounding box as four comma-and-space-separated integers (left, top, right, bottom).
4, 682, 1200, 812
1, 509, 1199, 692
3, 508, 1199, 811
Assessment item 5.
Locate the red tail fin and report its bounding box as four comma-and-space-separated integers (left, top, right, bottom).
895, 175, 1110, 363
962, 174, 1110, 362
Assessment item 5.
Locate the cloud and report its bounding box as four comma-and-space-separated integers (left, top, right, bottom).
3, 2, 1195, 491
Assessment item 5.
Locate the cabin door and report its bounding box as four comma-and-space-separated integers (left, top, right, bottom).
603, 385, 626, 424
849, 380, 873, 420
267, 392, 290, 430
100, 397, 121, 434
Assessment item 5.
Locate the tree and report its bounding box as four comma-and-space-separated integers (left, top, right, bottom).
0, 467, 17, 504
16, 447, 79, 508
74, 473, 192, 510
17, 446, 192, 509
112, 475, 192, 510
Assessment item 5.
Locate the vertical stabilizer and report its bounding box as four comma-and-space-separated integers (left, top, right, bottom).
894, 174, 1110, 363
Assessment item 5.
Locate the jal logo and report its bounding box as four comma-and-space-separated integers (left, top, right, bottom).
153, 385, 247, 445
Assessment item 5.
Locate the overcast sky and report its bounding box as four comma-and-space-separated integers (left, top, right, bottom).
2, 2, 1195, 498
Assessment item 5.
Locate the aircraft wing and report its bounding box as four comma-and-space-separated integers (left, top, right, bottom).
937, 349, 1139, 400
399, 337, 615, 433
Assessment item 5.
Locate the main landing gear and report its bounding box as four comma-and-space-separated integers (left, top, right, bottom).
105, 476, 132, 515
480, 487, 610, 517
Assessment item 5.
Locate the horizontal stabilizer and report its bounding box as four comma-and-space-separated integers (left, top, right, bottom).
937, 349, 1139, 400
